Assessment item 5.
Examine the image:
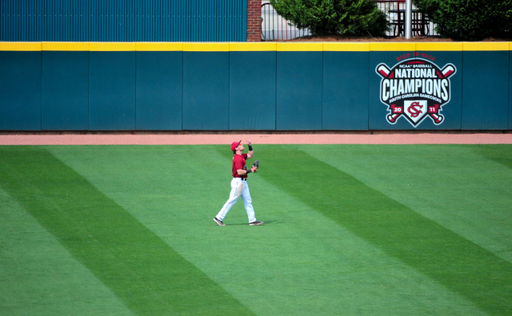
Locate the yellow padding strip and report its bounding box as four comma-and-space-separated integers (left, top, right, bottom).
1, 42, 511, 52
135, 42, 183, 51
463, 42, 510, 51
276, 42, 323, 51
230, 42, 276, 51
183, 43, 230, 52
42, 42, 90, 51
89, 42, 136, 51
416, 42, 463, 51
369, 42, 416, 51
323, 42, 369, 51
0, 42, 42, 51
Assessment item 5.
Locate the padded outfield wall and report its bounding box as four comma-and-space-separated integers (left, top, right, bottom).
0, 42, 511, 131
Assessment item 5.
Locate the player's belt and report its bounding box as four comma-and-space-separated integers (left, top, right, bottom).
234, 177, 247, 181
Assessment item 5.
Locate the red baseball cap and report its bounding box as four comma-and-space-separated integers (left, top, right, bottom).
231, 140, 241, 151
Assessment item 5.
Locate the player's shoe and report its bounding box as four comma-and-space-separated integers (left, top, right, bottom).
213, 217, 226, 226
249, 221, 264, 226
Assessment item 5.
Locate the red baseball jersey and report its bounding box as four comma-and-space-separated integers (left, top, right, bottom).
232, 153, 248, 178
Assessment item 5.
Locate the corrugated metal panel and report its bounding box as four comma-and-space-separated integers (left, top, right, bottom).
0, 0, 247, 42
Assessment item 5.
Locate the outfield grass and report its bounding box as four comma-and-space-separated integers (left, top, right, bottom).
0, 144, 511, 315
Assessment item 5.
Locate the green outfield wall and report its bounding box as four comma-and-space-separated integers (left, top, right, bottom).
0, 42, 510, 131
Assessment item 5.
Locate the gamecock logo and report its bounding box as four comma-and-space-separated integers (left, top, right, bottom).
376, 57, 456, 127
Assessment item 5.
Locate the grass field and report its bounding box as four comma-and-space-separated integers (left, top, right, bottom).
1, 144, 511, 315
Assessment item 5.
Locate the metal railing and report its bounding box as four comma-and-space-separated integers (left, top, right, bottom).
261, 1, 310, 41
261, 0, 437, 41
375, 0, 438, 37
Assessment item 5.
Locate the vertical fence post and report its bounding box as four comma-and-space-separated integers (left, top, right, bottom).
405, 0, 412, 39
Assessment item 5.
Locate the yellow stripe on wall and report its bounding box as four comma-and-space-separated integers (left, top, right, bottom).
89, 42, 136, 51
323, 42, 370, 51
135, 42, 183, 51
0, 42, 42, 51
183, 42, 230, 52
415, 42, 463, 51
42, 42, 90, 51
0, 41, 511, 52
369, 42, 416, 51
276, 42, 323, 51
463, 42, 510, 51
230, 42, 276, 51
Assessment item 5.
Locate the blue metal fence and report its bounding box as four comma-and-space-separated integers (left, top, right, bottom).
0, 0, 247, 42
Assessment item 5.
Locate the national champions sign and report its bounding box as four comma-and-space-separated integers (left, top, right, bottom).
376, 56, 456, 127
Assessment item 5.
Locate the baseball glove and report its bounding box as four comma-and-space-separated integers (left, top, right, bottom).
252, 160, 259, 172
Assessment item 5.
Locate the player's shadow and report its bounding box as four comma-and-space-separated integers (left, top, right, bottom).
221, 220, 274, 226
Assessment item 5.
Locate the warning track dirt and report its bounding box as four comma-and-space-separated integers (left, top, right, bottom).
1, 132, 511, 145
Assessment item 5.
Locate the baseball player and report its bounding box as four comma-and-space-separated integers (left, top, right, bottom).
213, 140, 263, 226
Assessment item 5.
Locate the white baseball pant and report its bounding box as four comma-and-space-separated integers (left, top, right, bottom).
216, 178, 256, 223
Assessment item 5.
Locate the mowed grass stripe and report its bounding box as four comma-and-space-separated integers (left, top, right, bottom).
477, 144, 512, 170
305, 144, 512, 263
0, 188, 134, 316
0, 147, 255, 316
258, 146, 512, 316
